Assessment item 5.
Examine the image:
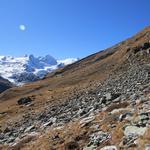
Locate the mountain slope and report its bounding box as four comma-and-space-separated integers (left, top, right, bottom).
0, 26, 150, 149
1, 26, 150, 101
0, 76, 13, 93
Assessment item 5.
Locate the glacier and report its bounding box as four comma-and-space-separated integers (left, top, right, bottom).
0, 55, 78, 85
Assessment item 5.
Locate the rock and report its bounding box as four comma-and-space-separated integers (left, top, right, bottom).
80, 116, 95, 127
113, 97, 121, 103
139, 95, 148, 103
89, 131, 111, 146
90, 124, 100, 131
9, 132, 39, 150
0, 112, 7, 118
100, 97, 107, 104
77, 108, 87, 117
112, 93, 121, 100
140, 112, 149, 119
122, 134, 138, 148
3, 127, 11, 133
145, 144, 150, 150
50, 117, 57, 123
24, 125, 35, 133
110, 108, 130, 114
0, 133, 4, 140
41, 117, 57, 128
65, 141, 79, 150
100, 146, 118, 150
105, 93, 112, 100
132, 46, 141, 54
147, 49, 150, 54
83, 145, 96, 150
105, 93, 121, 101
7, 136, 16, 143
109, 124, 116, 129
130, 93, 138, 102
119, 112, 133, 122
133, 112, 149, 127
17, 97, 33, 105
93, 101, 101, 110
142, 42, 150, 50
106, 102, 129, 112
42, 121, 53, 128
124, 125, 147, 136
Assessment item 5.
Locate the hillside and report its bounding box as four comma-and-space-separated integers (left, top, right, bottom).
0, 76, 13, 93
0, 26, 150, 150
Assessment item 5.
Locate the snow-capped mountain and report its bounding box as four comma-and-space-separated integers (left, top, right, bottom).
0, 55, 78, 85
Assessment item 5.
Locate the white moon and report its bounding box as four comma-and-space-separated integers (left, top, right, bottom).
19, 25, 26, 31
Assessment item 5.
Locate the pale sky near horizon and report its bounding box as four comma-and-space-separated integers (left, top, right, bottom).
0, 0, 150, 59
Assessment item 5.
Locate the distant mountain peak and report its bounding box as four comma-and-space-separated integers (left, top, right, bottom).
0, 54, 78, 84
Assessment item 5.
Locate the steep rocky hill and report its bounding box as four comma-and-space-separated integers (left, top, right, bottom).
0, 76, 13, 93
0, 26, 150, 150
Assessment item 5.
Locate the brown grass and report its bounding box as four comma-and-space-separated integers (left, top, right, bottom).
106, 102, 129, 112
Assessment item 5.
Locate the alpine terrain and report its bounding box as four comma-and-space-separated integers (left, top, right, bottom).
0, 27, 150, 150
0, 77, 13, 93
0, 55, 77, 84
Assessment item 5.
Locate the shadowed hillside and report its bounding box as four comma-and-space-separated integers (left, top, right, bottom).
0, 76, 13, 93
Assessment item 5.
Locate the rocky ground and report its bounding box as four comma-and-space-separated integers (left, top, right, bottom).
0, 55, 150, 149
0, 27, 150, 150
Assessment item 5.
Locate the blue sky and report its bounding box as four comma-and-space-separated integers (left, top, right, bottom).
0, 0, 150, 59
